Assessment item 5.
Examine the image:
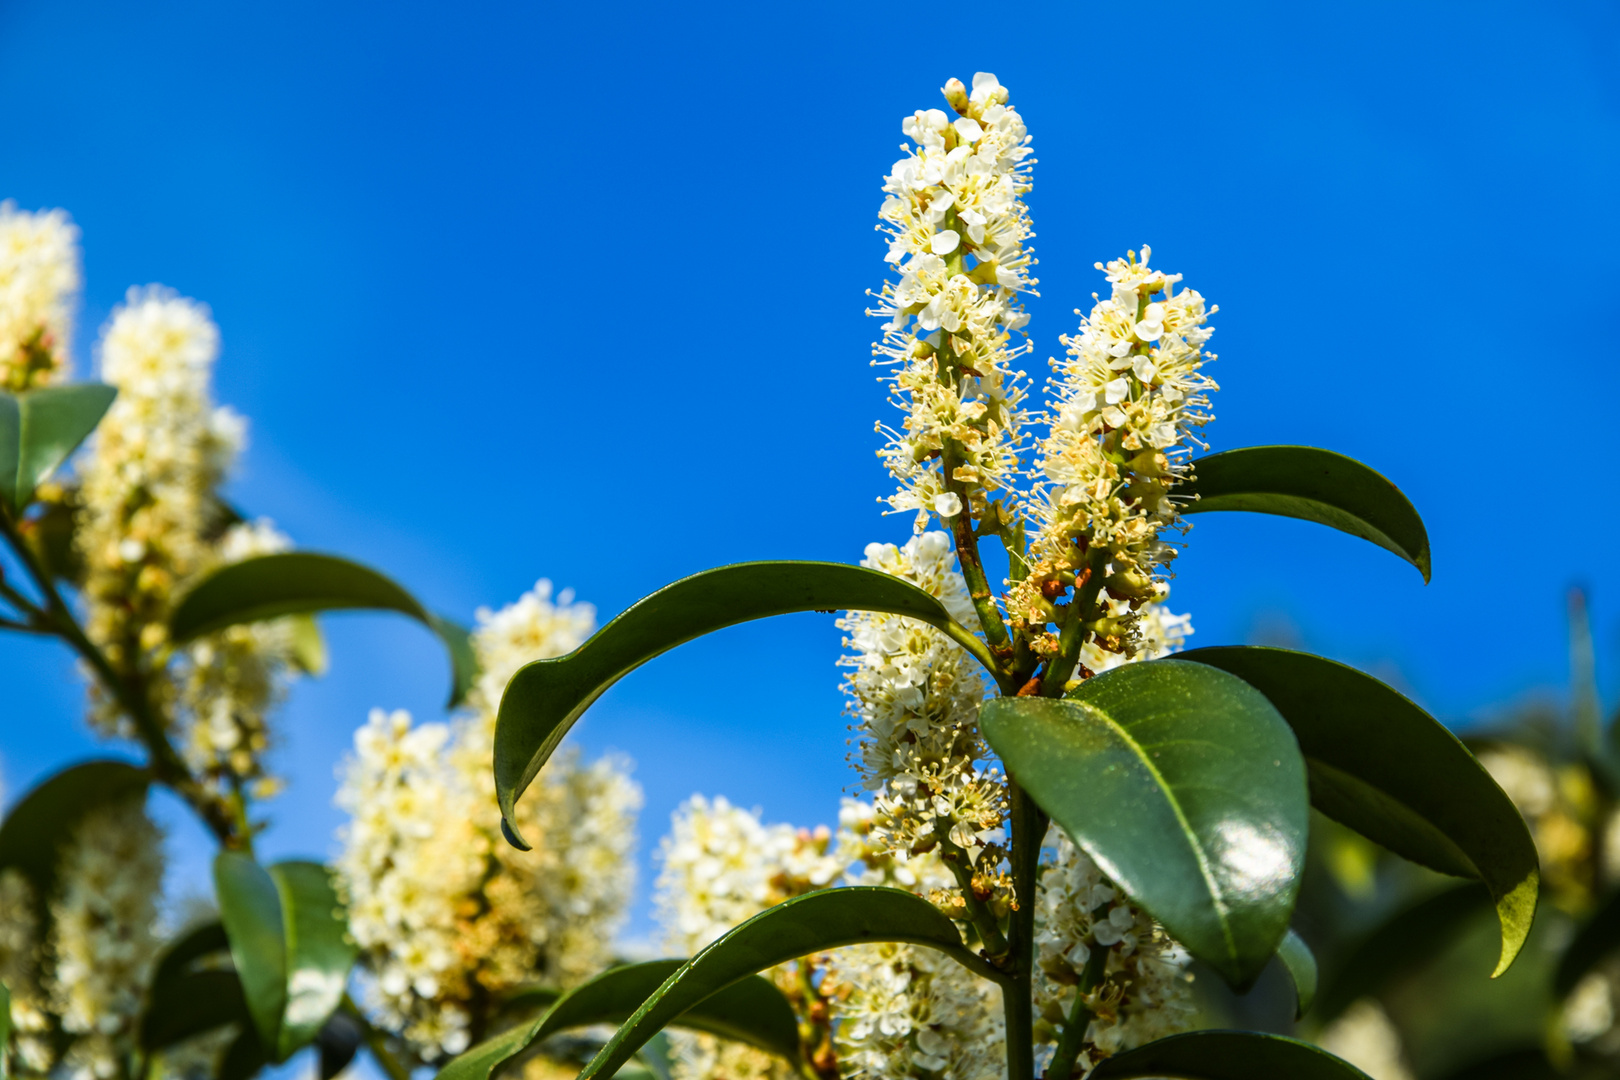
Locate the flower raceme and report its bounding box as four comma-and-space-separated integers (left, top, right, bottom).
870, 73, 1037, 535
1013, 247, 1217, 668
0, 201, 79, 391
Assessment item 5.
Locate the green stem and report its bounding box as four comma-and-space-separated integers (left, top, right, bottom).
935, 832, 1009, 961
1002, 782, 1046, 1080
0, 509, 236, 845
1039, 547, 1106, 697
1044, 941, 1107, 1080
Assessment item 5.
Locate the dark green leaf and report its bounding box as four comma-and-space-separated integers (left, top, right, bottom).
1315, 883, 1493, 1023
575, 888, 1003, 1080
981, 661, 1308, 989
1181, 445, 1430, 582
1089, 1030, 1371, 1078
214, 852, 287, 1057
1557, 885, 1620, 995
495, 561, 988, 849
0, 383, 117, 513
438, 959, 807, 1080
219, 1027, 269, 1080
141, 969, 248, 1050
0, 760, 148, 919
316, 1013, 364, 1080
267, 861, 357, 1059
168, 552, 476, 707
1178, 646, 1539, 976
149, 921, 230, 994
1276, 929, 1317, 1019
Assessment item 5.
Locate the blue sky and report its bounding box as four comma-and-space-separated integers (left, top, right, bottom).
2, 0, 1618, 945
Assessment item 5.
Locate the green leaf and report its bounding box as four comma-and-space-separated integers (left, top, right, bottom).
267, 861, 358, 1059
140, 969, 249, 1050
316, 1014, 364, 1080
1557, 885, 1620, 995
0, 760, 148, 919
142, 920, 243, 1050
1089, 1030, 1372, 1078
214, 852, 288, 1057
1180, 445, 1431, 582
1178, 646, 1539, 977
219, 1027, 269, 1080
0, 383, 117, 514
287, 614, 328, 675
211, 856, 357, 1063
1315, 882, 1492, 1022
495, 561, 989, 849
149, 920, 230, 993
168, 552, 477, 707
1276, 928, 1317, 1019
438, 959, 806, 1080
980, 661, 1308, 989
575, 888, 1003, 1080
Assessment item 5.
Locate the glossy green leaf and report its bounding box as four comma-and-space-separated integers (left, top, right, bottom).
268, 861, 358, 1059
168, 552, 477, 707
1181, 445, 1430, 582
1276, 929, 1317, 1019
575, 888, 1003, 1080
981, 661, 1308, 989
149, 920, 230, 993
214, 852, 288, 1056
1315, 882, 1492, 1022
1178, 646, 1539, 976
495, 561, 989, 849
141, 969, 249, 1050
1557, 885, 1620, 995
438, 960, 806, 1080
0, 383, 117, 513
1089, 1030, 1371, 1078
0, 760, 148, 918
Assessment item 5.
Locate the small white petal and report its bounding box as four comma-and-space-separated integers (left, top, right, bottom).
931, 230, 961, 255
933, 492, 963, 517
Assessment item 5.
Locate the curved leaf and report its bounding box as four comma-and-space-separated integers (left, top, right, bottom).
1178, 646, 1539, 976
1181, 445, 1430, 582
981, 661, 1308, 989
1277, 929, 1317, 1019
268, 861, 358, 1059
141, 969, 248, 1050
0, 760, 148, 918
168, 552, 477, 707
149, 920, 230, 993
214, 852, 287, 1057
1089, 1030, 1371, 1078
494, 561, 988, 849
438, 961, 803, 1080
315, 1013, 364, 1080
1557, 885, 1620, 995
1315, 882, 1493, 1022
0, 383, 118, 513
576, 888, 1003, 1080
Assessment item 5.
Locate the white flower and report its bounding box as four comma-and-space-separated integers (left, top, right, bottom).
47, 800, 165, 1080
335, 580, 636, 1060
869, 73, 1037, 532
0, 201, 79, 390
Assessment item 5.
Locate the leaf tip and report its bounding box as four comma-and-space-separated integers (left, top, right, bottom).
500, 816, 531, 852
1491, 869, 1539, 978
